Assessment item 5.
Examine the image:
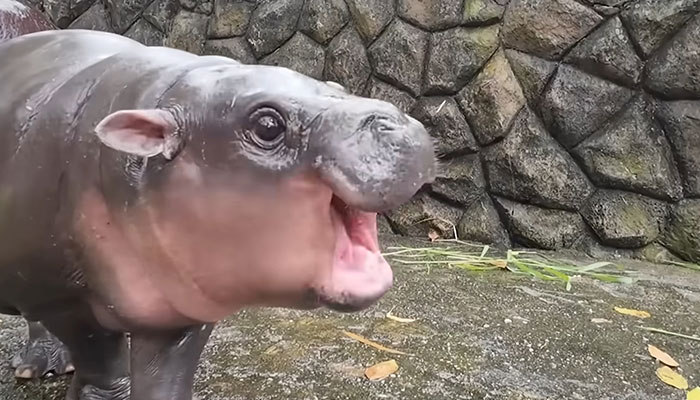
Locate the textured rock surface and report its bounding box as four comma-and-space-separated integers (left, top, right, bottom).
104, 0, 150, 33
397, 0, 462, 30
143, 0, 179, 33
207, 0, 254, 38
165, 9, 208, 54
44, 0, 92, 28
457, 195, 512, 248
425, 25, 500, 94
410, 97, 479, 156
464, 0, 506, 25
494, 197, 586, 250
385, 194, 463, 239
457, 49, 526, 145
68, 1, 111, 31
36, 0, 700, 264
346, 0, 395, 43
431, 154, 485, 207
541, 64, 635, 148
366, 78, 416, 114
645, 14, 700, 99
124, 18, 165, 46
581, 190, 669, 248
620, 0, 700, 58
661, 200, 700, 262
325, 28, 372, 94
573, 96, 683, 201
565, 16, 643, 87
299, 0, 349, 44
203, 37, 255, 64
482, 108, 594, 211
656, 101, 700, 197
324, 27, 371, 95
247, 0, 304, 58
262, 32, 325, 79
505, 49, 557, 107
502, 0, 603, 60
368, 19, 428, 96
179, 0, 212, 15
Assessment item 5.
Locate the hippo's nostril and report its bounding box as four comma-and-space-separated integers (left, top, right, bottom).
375, 122, 396, 133
359, 115, 399, 134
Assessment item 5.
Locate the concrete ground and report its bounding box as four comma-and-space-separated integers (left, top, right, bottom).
0, 235, 698, 400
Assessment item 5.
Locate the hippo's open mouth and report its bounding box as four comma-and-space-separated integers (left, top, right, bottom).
315, 195, 393, 312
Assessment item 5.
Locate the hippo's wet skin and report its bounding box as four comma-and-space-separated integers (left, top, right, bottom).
0, 0, 77, 385
0, 0, 53, 43
0, 12, 436, 400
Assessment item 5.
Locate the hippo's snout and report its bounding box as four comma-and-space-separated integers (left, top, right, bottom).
310, 99, 437, 212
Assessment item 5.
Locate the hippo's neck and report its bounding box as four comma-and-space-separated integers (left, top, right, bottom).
71, 185, 209, 330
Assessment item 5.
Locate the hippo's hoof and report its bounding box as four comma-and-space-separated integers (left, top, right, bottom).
66, 376, 130, 400
12, 330, 74, 379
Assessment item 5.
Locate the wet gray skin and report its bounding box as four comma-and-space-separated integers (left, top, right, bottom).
0, 27, 436, 400
0, 0, 54, 43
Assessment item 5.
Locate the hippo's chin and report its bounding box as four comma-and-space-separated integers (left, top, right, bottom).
312, 195, 393, 312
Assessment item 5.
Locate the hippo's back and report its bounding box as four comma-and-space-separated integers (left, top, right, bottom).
0, 29, 235, 305
0, 0, 54, 43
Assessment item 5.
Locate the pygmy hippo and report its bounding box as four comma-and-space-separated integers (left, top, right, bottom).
0, 3, 436, 400
0, 0, 53, 42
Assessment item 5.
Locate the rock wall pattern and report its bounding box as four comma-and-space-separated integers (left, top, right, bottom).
25, 0, 700, 264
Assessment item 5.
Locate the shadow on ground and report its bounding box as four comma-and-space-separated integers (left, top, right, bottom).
0, 235, 698, 399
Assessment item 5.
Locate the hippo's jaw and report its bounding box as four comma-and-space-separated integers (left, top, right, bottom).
312, 195, 392, 312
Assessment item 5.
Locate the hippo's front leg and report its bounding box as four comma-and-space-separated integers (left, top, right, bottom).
39, 307, 130, 400
129, 324, 215, 400
12, 320, 74, 379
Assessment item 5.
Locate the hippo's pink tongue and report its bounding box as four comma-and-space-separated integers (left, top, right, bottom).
320, 197, 393, 311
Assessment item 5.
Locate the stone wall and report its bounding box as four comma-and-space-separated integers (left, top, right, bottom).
25, 0, 700, 264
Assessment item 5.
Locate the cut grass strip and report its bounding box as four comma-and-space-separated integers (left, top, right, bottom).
383, 244, 638, 290
640, 326, 700, 342
666, 260, 700, 272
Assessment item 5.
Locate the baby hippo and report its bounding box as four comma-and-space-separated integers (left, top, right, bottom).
0, 20, 436, 400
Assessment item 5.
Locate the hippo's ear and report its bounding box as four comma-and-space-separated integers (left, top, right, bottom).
95, 109, 181, 159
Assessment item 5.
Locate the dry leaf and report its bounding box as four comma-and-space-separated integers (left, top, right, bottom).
656, 366, 689, 390
428, 229, 439, 242
614, 306, 651, 319
648, 345, 680, 367
386, 311, 417, 323
591, 318, 612, 324
688, 387, 700, 400
365, 359, 399, 381
342, 331, 408, 355
488, 259, 508, 269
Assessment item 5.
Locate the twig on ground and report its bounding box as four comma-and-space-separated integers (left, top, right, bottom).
640, 326, 700, 342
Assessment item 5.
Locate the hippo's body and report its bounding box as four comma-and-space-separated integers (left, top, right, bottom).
0, 0, 53, 43
0, 2, 436, 399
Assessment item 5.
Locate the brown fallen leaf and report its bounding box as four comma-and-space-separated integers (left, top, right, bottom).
488, 259, 508, 269
648, 345, 680, 367
656, 366, 689, 390
365, 359, 399, 381
688, 387, 700, 400
614, 306, 651, 319
342, 331, 408, 355
386, 310, 417, 323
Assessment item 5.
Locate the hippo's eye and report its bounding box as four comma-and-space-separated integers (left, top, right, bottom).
250, 108, 286, 142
